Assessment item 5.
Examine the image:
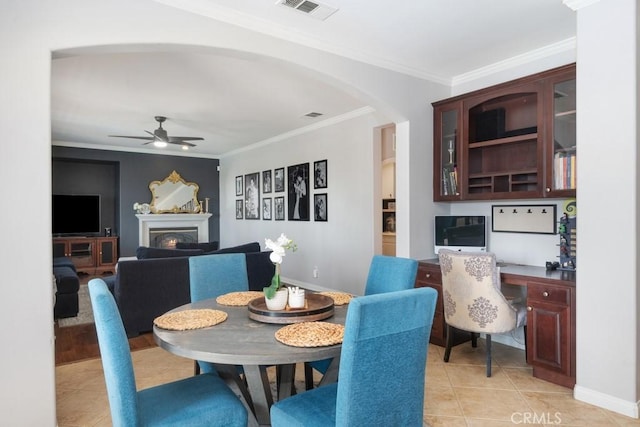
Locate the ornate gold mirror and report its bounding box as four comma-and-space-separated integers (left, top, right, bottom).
149, 170, 201, 213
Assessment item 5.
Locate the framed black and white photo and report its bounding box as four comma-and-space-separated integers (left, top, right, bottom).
262, 170, 272, 193
314, 193, 328, 222
244, 172, 260, 219
274, 167, 285, 192
314, 159, 327, 189
235, 200, 243, 219
262, 198, 272, 220
235, 176, 243, 196
287, 163, 310, 221
274, 196, 285, 221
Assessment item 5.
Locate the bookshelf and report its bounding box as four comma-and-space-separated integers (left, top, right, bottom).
432, 63, 576, 201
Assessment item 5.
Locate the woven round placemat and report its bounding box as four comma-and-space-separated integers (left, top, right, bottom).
275, 322, 345, 347
154, 309, 228, 331
216, 291, 264, 306
319, 291, 353, 306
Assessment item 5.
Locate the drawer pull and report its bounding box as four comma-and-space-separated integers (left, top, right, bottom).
425, 273, 431, 278
542, 291, 549, 297
527, 306, 532, 311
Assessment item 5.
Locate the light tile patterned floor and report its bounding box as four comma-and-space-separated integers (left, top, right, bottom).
56, 342, 640, 426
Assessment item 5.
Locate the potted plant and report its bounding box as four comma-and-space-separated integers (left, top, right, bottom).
263, 233, 297, 310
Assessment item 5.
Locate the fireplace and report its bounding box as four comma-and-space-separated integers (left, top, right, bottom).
149, 227, 199, 249
136, 213, 212, 247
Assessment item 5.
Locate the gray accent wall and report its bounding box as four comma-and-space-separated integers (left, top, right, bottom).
52, 146, 220, 256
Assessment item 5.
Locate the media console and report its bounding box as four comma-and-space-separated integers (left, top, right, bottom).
53, 236, 119, 275
416, 259, 576, 388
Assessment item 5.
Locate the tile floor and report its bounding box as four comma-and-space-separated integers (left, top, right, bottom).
56, 340, 640, 426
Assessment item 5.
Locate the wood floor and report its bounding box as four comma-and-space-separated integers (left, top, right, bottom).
54, 272, 156, 366
54, 322, 156, 365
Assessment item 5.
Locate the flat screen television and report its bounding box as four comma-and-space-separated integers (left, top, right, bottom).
434, 215, 487, 253
52, 194, 101, 236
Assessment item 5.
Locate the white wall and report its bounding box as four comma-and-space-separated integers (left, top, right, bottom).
221, 112, 385, 296
448, 200, 566, 267
572, 0, 639, 418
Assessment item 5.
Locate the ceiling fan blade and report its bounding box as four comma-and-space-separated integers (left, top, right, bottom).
109, 117, 201, 148
167, 136, 204, 143
109, 135, 154, 141
167, 141, 197, 147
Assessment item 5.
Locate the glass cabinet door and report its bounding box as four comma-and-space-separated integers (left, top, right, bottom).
546, 71, 576, 197
433, 101, 462, 200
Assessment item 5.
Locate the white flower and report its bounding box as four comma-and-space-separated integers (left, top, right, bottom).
264, 233, 296, 265
133, 202, 140, 211
269, 251, 283, 264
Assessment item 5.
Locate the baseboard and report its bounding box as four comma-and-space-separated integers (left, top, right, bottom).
574, 385, 640, 419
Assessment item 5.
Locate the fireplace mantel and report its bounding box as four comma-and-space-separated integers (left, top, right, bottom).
136, 213, 212, 247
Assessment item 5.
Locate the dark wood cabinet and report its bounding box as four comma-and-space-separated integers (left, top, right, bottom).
433, 63, 576, 201
417, 259, 576, 388
53, 236, 118, 275
96, 237, 118, 274
526, 281, 575, 388
543, 68, 577, 198
433, 100, 463, 200
415, 262, 471, 348
415, 263, 445, 345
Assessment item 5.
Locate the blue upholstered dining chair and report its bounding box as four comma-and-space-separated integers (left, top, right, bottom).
438, 249, 527, 377
87, 278, 247, 427
271, 286, 437, 427
363, 254, 419, 295
189, 253, 249, 374
304, 254, 419, 389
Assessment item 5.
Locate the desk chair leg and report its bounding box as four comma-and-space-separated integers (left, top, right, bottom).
471, 332, 478, 348
486, 334, 492, 377
443, 324, 453, 363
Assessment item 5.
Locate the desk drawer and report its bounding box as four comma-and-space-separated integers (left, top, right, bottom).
527, 282, 570, 305
416, 265, 441, 286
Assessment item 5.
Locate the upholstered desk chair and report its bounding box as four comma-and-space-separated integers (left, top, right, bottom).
88, 279, 247, 427
304, 254, 419, 389
271, 287, 437, 427
189, 253, 249, 374
437, 249, 527, 377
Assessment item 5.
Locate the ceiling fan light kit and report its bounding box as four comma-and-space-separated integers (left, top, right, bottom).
109, 116, 203, 150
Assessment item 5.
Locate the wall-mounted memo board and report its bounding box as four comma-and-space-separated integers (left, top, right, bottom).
492, 205, 557, 234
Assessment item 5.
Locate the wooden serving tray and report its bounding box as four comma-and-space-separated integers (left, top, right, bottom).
248, 293, 335, 324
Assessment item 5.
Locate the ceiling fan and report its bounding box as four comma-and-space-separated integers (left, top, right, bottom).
109, 116, 203, 149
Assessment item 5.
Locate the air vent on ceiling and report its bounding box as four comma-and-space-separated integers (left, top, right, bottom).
277, 0, 338, 21
304, 112, 324, 118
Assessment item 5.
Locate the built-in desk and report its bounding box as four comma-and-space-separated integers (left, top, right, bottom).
416, 259, 576, 388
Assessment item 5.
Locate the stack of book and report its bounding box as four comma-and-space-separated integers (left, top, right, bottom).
553, 151, 576, 190
442, 165, 458, 196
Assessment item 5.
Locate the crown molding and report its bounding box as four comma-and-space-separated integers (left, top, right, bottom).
451, 37, 576, 87
221, 106, 375, 158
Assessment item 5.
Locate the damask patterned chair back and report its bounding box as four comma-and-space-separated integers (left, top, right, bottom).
437, 249, 526, 376
438, 249, 517, 333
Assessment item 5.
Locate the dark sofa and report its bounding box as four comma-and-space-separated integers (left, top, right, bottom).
112, 242, 274, 337
52, 258, 80, 319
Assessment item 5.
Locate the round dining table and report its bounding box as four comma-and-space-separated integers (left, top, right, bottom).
153, 296, 347, 427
